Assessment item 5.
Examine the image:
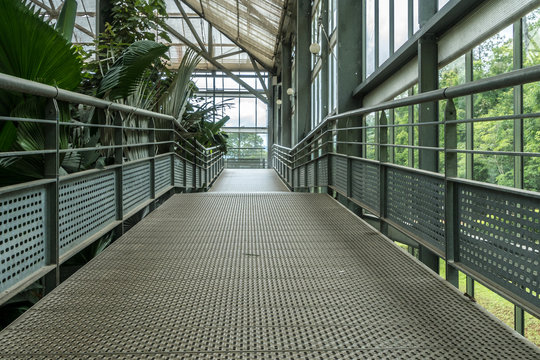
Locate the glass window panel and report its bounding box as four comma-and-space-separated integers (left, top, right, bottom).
413, 0, 419, 33
256, 100, 268, 128
223, 77, 239, 91
366, 0, 376, 77
438, 0, 450, 10
365, 113, 377, 160
394, 0, 408, 50
523, 8, 540, 67
523, 82, 540, 191
473, 26, 513, 81
239, 98, 257, 127
379, 0, 390, 65
223, 98, 240, 127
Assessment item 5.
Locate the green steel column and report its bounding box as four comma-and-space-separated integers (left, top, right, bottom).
336, 0, 362, 156
513, 18, 525, 336
97, 0, 113, 35
464, 49, 475, 298
320, 0, 329, 118
274, 84, 281, 146
417, 29, 439, 273
43, 100, 60, 294
296, 0, 311, 144
418, 36, 439, 172
444, 99, 459, 288
268, 79, 275, 168
281, 41, 292, 148
419, 0, 437, 27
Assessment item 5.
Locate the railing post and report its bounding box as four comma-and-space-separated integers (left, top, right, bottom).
43, 99, 60, 294
444, 99, 459, 288
113, 108, 124, 236
379, 111, 388, 235
148, 117, 156, 209
169, 119, 175, 191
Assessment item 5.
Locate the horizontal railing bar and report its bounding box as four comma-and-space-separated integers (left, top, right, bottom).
447, 149, 540, 157
0, 73, 176, 121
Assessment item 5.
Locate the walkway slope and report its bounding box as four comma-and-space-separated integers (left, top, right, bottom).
0, 170, 538, 359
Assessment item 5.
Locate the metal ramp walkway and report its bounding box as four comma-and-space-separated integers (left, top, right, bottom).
0, 171, 538, 359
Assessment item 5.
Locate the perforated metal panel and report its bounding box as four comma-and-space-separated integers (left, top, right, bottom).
174, 157, 185, 187
457, 183, 540, 309
299, 165, 306, 188
59, 172, 116, 255
317, 157, 328, 187
201, 169, 206, 188
154, 156, 172, 193
0, 187, 47, 292
123, 161, 152, 213
351, 159, 380, 214
307, 162, 315, 187
331, 155, 348, 195
1, 192, 538, 358
186, 163, 194, 188
386, 168, 445, 252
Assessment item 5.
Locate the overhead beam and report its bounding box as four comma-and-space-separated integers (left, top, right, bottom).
163, 22, 268, 104
174, 0, 207, 53
180, 0, 274, 73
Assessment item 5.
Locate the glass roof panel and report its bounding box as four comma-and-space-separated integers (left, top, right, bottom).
30, 0, 285, 71
184, 0, 285, 69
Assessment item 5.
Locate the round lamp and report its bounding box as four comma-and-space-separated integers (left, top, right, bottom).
309, 42, 321, 55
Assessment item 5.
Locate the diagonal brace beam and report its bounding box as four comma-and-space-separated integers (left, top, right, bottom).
250, 55, 271, 100
174, 0, 207, 53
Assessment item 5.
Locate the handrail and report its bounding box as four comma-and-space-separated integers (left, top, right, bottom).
292, 64, 540, 151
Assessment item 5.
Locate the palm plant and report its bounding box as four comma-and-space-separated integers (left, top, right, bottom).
0, 0, 82, 185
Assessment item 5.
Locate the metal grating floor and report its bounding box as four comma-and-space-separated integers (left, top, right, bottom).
210, 169, 289, 192
0, 192, 539, 359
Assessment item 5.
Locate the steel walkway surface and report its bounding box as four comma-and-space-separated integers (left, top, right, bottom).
209, 169, 289, 192
0, 175, 539, 358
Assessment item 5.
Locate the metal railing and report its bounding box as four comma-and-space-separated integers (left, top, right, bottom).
0, 73, 224, 304
272, 65, 540, 319
225, 147, 268, 168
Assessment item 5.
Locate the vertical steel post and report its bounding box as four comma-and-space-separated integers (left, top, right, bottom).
296, 0, 312, 144
113, 108, 124, 236
321, 0, 329, 118
417, 33, 439, 273
281, 41, 292, 148
337, 0, 362, 158
379, 111, 388, 235
43, 99, 60, 294
268, 77, 275, 168
148, 117, 156, 208
444, 99, 459, 288
513, 18, 526, 336
465, 50, 475, 297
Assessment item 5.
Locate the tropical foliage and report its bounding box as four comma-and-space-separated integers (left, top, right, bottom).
0, 0, 230, 185
0, 0, 82, 185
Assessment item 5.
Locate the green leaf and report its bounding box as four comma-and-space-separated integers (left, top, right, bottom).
97, 40, 169, 100
158, 48, 201, 121
0, 0, 82, 115
0, 122, 17, 151
55, 0, 77, 42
